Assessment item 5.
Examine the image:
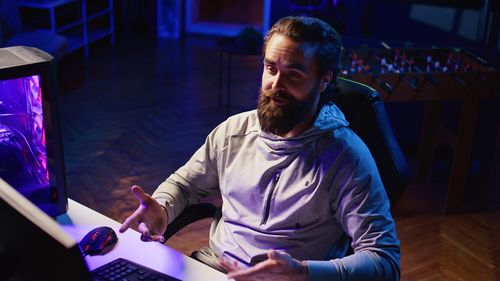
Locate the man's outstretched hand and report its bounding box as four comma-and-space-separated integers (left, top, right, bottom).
220, 250, 309, 281
119, 185, 168, 243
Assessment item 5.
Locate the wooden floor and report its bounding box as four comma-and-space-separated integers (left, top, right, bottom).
58, 36, 500, 281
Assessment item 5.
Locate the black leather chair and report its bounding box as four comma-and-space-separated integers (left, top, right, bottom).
163, 77, 410, 240
333, 77, 410, 205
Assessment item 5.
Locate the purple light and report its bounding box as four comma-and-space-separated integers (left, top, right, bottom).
0, 75, 49, 197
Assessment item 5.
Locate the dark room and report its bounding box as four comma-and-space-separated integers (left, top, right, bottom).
1, 0, 499, 280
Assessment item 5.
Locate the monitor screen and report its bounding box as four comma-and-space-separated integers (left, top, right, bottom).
0, 46, 67, 216
0, 178, 92, 281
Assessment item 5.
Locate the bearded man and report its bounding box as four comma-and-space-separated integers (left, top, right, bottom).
120, 16, 400, 281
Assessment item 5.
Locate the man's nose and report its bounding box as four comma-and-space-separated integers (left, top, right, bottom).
271, 72, 285, 91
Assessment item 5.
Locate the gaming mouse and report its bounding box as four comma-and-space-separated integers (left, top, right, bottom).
79, 226, 118, 256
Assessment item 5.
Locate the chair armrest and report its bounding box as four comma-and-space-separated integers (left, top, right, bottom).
162, 203, 217, 241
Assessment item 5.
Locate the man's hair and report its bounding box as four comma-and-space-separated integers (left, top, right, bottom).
263, 16, 343, 103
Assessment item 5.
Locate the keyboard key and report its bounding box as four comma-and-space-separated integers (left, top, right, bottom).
91, 258, 181, 281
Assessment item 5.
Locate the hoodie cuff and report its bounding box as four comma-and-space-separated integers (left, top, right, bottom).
307, 260, 339, 281
153, 197, 176, 224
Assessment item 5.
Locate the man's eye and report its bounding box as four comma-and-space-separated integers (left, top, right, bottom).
288, 71, 301, 79
266, 65, 277, 74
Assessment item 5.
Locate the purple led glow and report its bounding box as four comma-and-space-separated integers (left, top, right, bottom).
0, 75, 49, 196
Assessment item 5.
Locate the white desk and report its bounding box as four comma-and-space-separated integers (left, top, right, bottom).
57, 199, 228, 281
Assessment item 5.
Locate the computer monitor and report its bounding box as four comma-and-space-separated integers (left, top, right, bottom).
0, 177, 92, 281
0, 46, 67, 216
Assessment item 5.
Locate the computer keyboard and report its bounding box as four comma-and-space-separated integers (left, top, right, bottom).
91, 258, 181, 281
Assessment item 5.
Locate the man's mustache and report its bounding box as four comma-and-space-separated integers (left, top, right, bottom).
261, 89, 295, 102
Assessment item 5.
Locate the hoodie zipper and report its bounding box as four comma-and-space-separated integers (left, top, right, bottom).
261, 171, 281, 225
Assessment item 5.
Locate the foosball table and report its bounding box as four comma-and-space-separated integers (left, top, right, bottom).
218, 41, 499, 212
338, 46, 499, 213
339, 46, 498, 101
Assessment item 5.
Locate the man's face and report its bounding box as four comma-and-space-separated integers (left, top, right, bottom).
258, 34, 326, 136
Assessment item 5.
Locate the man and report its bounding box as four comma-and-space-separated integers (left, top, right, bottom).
120, 16, 400, 281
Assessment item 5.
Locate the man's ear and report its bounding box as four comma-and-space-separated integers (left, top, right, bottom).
319, 71, 333, 93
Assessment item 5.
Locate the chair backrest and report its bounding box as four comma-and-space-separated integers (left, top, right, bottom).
334, 77, 410, 206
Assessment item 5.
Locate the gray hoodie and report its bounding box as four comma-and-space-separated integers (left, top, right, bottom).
154, 103, 400, 280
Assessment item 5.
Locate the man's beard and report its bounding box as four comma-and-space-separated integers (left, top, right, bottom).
257, 86, 319, 136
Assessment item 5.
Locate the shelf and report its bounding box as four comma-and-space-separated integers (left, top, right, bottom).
56, 19, 84, 32
17, 0, 77, 9
87, 8, 111, 21
16, 0, 114, 57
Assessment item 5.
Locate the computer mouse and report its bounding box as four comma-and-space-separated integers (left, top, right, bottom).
79, 226, 118, 256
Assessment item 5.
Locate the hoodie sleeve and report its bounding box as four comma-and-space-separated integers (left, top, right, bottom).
152, 122, 224, 224
307, 128, 400, 281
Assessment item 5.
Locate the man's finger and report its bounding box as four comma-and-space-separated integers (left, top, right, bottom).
119, 213, 138, 233
138, 222, 150, 236
268, 249, 303, 272
118, 221, 130, 233
140, 234, 151, 242
226, 260, 275, 279
131, 185, 151, 204
149, 234, 166, 243
268, 249, 289, 263
218, 257, 239, 273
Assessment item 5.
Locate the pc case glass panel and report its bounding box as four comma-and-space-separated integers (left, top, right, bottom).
0, 74, 56, 209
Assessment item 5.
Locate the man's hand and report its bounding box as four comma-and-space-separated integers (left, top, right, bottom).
220, 250, 309, 281
119, 185, 168, 243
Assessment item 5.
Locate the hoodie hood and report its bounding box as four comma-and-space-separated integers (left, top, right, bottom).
259, 103, 349, 155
